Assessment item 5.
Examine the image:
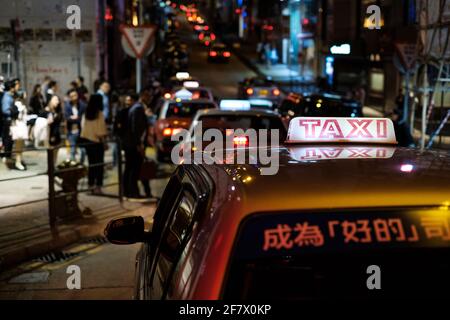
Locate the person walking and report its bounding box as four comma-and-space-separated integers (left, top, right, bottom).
10, 90, 29, 171
29, 84, 45, 115
64, 89, 86, 162
96, 81, 111, 123
75, 76, 89, 102
1, 80, 18, 165
123, 89, 151, 200
39, 95, 63, 164
80, 94, 108, 194
45, 80, 58, 103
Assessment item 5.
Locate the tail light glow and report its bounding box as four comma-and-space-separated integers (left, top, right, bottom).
210, 33, 216, 41
223, 51, 231, 57
233, 136, 249, 146
246, 88, 254, 95
198, 33, 204, 40
209, 51, 218, 57
273, 88, 281, 96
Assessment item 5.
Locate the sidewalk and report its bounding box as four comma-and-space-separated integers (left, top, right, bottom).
0, 182, 158, 272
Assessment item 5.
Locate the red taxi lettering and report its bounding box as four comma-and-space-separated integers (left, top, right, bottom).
263, 224, 293, 251
320, 148, 344, 159
300, 148, 322, 160
373, 219, 391, 242
407, 225, 419, 242
348, 148, 372, 158
377, 119, 388, 138
328, 221, 339, 238
298, 119, 321, 138
293, 222, 324, 247
388, 219, 407, 241
347, 119, 373, 138
420, 216, 450, 241
376, 148, 387, 157
319, 120, 344, 139
357, 220, 372, 243
341, 221, 359, 243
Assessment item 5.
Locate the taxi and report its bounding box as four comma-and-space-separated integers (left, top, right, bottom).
151, 98, 218, 162
105, 117, 450, 300
238, 76, 282, 105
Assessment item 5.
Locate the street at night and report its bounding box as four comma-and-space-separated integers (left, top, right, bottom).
0, 0, 450, 316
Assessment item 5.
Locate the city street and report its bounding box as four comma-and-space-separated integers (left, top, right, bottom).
0, 0, 450, 308
0, 11, 258, 299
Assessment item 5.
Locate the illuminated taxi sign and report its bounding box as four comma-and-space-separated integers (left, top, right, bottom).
176, 72, 190, 80
249, 99, 273, 108
220, 99, 251, 111
184, 81, 200, 88
174, 88, 193, 100
234, 209, 450, 259
288, 146, 395, 161
286, 117, 397, 144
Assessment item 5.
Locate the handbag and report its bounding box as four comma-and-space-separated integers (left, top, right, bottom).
139, 157, 157, 180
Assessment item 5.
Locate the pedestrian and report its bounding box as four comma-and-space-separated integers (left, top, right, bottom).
96, 81, 111, 123
80, 94, 108, 194
39, 95, 63, 164
41, 75, 52, 104
10, 89, 29, 171
75, 76, 89, 102
29, 84, 45, 115
264, 42, 272, 67
93, 71, 106, 93
64, 89, 87, 162
123, 89, 152, 200
66, 81, 78, 96
45, 80, 58, 103
1, 80, 18, 165
387, 109, 415, 148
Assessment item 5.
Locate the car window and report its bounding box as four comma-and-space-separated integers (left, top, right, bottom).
166, 102, 216, 118
150, 190, 196, 299
196, 115, 287, 141
223, 209, 450, 300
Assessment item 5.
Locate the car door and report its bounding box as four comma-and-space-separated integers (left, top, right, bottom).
145, 166, 212, 299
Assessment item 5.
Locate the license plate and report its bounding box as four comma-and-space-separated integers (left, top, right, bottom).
259, 89, 269, 96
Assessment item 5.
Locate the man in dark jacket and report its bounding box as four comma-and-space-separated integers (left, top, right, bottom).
123, 89, 152, 199
1, 80, 17, 162
64, 89, 86, 162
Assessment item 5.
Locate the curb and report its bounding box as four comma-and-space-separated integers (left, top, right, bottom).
0, 203, 155, 272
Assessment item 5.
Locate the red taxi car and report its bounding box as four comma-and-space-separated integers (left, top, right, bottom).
151, 98, 218, 162
106, 117, 450, 300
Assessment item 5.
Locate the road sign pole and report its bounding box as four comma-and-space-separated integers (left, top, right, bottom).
136, 59, 142, 93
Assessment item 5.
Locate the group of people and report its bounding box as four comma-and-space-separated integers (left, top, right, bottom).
0, 73, 157, 200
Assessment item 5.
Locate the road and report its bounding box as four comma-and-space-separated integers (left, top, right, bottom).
0, 13, 255, 300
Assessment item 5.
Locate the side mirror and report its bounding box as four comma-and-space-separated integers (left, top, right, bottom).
104, 216, 149, 245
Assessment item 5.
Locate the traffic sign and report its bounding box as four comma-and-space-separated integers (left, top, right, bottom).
120, 25, 156, 59
395, 42, 417, 71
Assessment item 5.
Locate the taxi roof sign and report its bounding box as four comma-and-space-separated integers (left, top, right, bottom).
174, 88, 193, 100
176, 72, 190, 80
220, 99, 251, 111
184, 81, 200, 88
286, 117, 397, 145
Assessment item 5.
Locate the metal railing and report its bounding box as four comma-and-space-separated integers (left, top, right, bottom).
0, 139, 121, 227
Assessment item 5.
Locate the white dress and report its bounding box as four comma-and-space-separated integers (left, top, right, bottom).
10, 100, 29, 141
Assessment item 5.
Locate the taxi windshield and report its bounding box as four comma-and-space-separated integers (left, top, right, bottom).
196, 115, 287, 141
223, 208, 450, 300
167, 102, 216, 118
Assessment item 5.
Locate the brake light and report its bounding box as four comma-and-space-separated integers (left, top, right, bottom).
210, 51, 218, 57
199, 33, 204, 40
163, 128, 183, 137
205, 41, 210, 46
163, 128, 172, 136
233, 136, 249, 146
246, 88, 254, 95
194, 25, 201, 31
273, 88, 281, 96
210, 33, 216, 41
204, 26, 209, 31
223, 51, 231, 57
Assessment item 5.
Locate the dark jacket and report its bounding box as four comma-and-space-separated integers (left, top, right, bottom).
124, 102, 147, 148
64, 100, 87, 134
